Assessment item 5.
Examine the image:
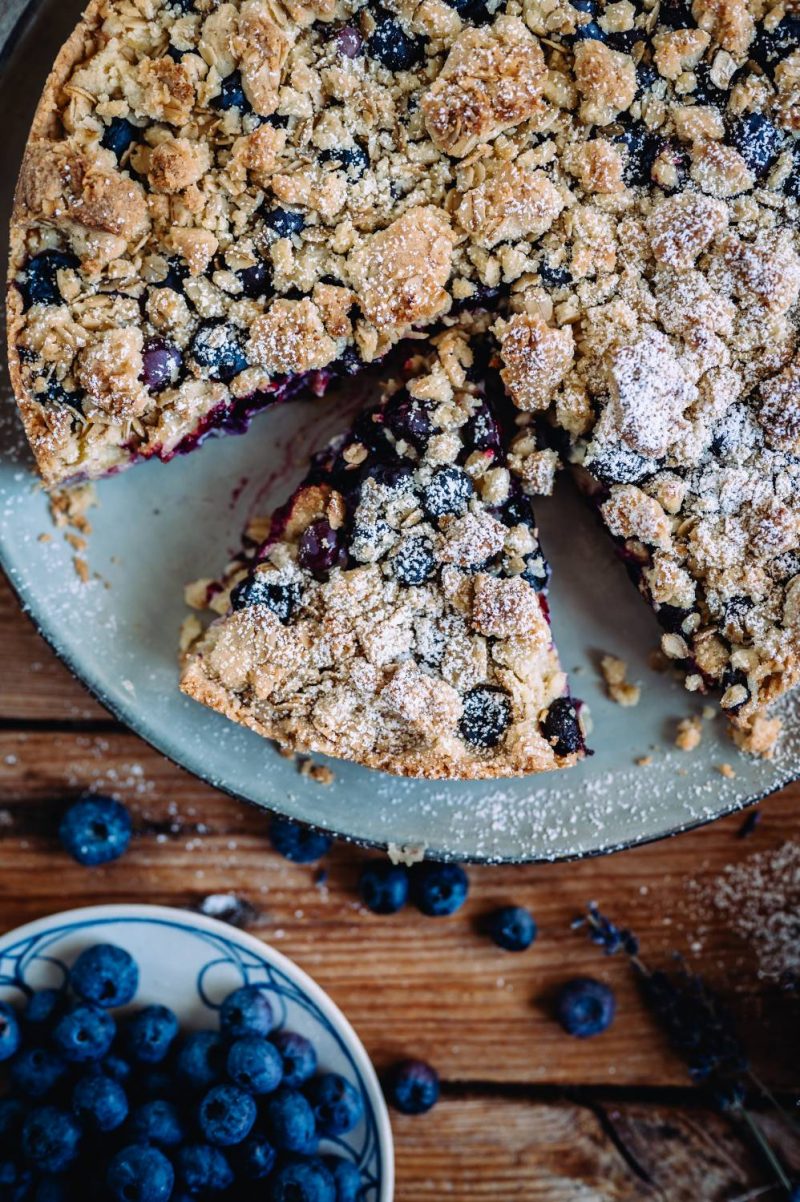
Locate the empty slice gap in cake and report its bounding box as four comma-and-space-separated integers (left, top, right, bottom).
181, 326, 586, 779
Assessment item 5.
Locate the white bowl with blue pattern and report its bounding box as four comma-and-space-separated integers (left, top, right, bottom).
0, 903, 393, 1200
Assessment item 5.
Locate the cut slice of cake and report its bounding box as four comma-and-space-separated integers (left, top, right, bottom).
181, 324, 585, 778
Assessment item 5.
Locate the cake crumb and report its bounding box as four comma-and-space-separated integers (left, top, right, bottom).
37, 532, 51, 544
717, 762, 737, 779
701, 705, 716, 720
298, 758, 335, 786
73, 557, 90, 584
635, 754, 653, 766
49, 483, 97, 533
65, 532, 87, 553
600, 654, 641, 706
675, 716, 703, 751
648, 649, 670, 673
730, 714, 782, 759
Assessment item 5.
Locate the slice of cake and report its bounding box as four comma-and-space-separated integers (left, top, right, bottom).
181, 325, 585, 778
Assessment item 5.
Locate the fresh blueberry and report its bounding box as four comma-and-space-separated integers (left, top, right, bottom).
10, 1047, 68, 1099
367, 15, 424, 70
226, 1035, 283, 1094
23, 989, 66, 1031
263, 207, 306, 239
129, 1099, 186, 1147
728, 112, 783, 178
33, 1177, 66, 1202
392, 534, 436, 586
335, 25, 363, 57
0, 1160, 32, 1202
231, 1132, 277, 1180
0, 1001, 21, 1062
237, 258, 273, 299
385, 1059, 440, 1115
486, 905, 538, 952
132, 1067, 179, 1103
384, 393, 432, 446
319, 144, 370, 179
107, 1145, 175, 1202
324, 1157, 363, 1202
104, 1055, 133, 1088
142, 339, 182, 392
307, 1073, 363, 1136
0, 1097, 26, 1142
572, 20, 605, 40
72, 1072, 129, 1132
297, 518, 346, 577
263, 1087, 318, 1153
230, 575, 301, 622
101, 117, 139, 162
271, 1030, 318, 1088
58, 794, 132, 866
539, 258, 572, 288
190, 320, 249, 382
220, 985, 274, 1039
359, 861, 410, 914
176, 1029, 226, 1091
212, 70, 251, 112
174, 1144, 234, 1194
269, 1157, 335, 1202
269, 817, 333, 864
123, 1005, 179, 1065
22, 1106, 81, 1174
423, 467, 474, 519
459, 686, 512, 749
70, 943, 139, 1009
541, 697, 583, 757
556, 977, 616, 1037
21, 251, 79, 309
198, 1083, 257, 1146
52, 1004, 116, 1063
412, 862, 469, 918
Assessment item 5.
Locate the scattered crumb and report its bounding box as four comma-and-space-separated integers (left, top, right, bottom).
600, 654, 641, 706
684, 673, 703, 692
730, 714, 782, 759
648, 648, 669, 673
179, 614, 203, 654
73, 557, 90, 584
49, 483, 97, 533
64, 532, 87, 553
716, 762, 737, 779
185, 578, 215, 610
37, 532, 51, 544
675, 716, 703, 751
635, 755, 653, 766
701, 705, 716, 721
298, 758, 335, 786
277, 747, 295, 760
387, 842, 427, 866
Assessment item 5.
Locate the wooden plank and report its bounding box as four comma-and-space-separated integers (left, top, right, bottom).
0, 729, 796, 1091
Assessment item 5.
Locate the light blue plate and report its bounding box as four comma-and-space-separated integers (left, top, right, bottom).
0, 903, 393, 1200
3, 0, 800, 863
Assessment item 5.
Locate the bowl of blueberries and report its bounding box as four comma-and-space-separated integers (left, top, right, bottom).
0, 904, 393, 1201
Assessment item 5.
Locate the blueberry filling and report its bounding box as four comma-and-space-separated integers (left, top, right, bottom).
297, 519, 346, 578
423, 467, 474, 519
392, 534, 436, 585
142, 340, 182, 393
657, 0, 695, 28
464, 402, 501, 451
262, 207, 306, 239
319, 144, 370, 179
190, 320, 249, 382
42, 375, 83, 412
21, 251, 79, 310
541, 697, 582, 756
367, 14, 424, 71
459, 686, 513, 749
750, 16, 800, 74
727, 112, 783, 178
236, 259, 273, 299
383, 393, 432, 447
211, 71, 251, 112
101, 117, 139, 162
614, 124, 663, 187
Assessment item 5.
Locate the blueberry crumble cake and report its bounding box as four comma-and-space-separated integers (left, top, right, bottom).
180, 327, 586, 777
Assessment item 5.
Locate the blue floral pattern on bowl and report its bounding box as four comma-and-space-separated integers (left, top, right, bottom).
0, 903, 393, 1199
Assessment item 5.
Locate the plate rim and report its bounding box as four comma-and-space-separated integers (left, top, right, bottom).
0, 900, 395, 1200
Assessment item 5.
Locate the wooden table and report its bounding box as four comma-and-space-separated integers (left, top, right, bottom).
1, 571, 798, 1200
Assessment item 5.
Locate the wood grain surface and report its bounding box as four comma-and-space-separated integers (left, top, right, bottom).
1, 573, 798, 1199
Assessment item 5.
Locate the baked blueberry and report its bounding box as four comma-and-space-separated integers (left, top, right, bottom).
101, 117, 139, 162
232, 1132, 277, 1180
728, 112, 783, 177
226, 1035, 283, 1094
41, 375, 83, 411
237, 258, 273, 299
657, 0, 694, 27
412, 862, 469, 917
306, 1073, 364, 1136
72, 1073, 129, 1132
359, 860, 410, 914
541, 697, 582, 756
392, 534, 436, 586
297, 518, 346, 577
319, 144, 370, 179
335, 25, 364, 57
750, 15, 800, 74
123, 1005, 179, 1065
539, 258, 572, 288
502, 493, 535, 528
263, 207, 306, 238
324, 1157, 363, 1202
230, 574, 301, 622
587, 444, 658, 485
0, 1001, 21, 1062
606, 28, 645, 51
107, 1145, 174, 1202
459, 686, 512, 749
70, 943, 139, 1008
385, 1059, 440, 1115
129, 1098, 185, 1147
20, 251, 79, 310
52, 1004, 116, 1063
572, 19, 605, 40
786, 146, 800, 201
22, 1106, 81, 1174
141, 339, 182, 392
58, 794, 132, 866
269, 816, 333, 863
464, 401, 501, 451
220, 985, 274, 1039
384, 393, 432, 445
263, 1087, 318, 1152
423, 466, 474, 518
269, 1157, 335, 1202
615, 124, 662, 186
271, 1030, 318, 1088
367, 15, 424, 70
198, 1083, 257, 1146
153, 257, 190, 293
522, 552, 551, 592
10, 1047, 68, 1099
555, 977, 616, 1037
211, 70, 251, 111
176, 1029, 225, 1091
486, 905, 538, 952
174, 1144, 234, 1194
190, 320, 248, 382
